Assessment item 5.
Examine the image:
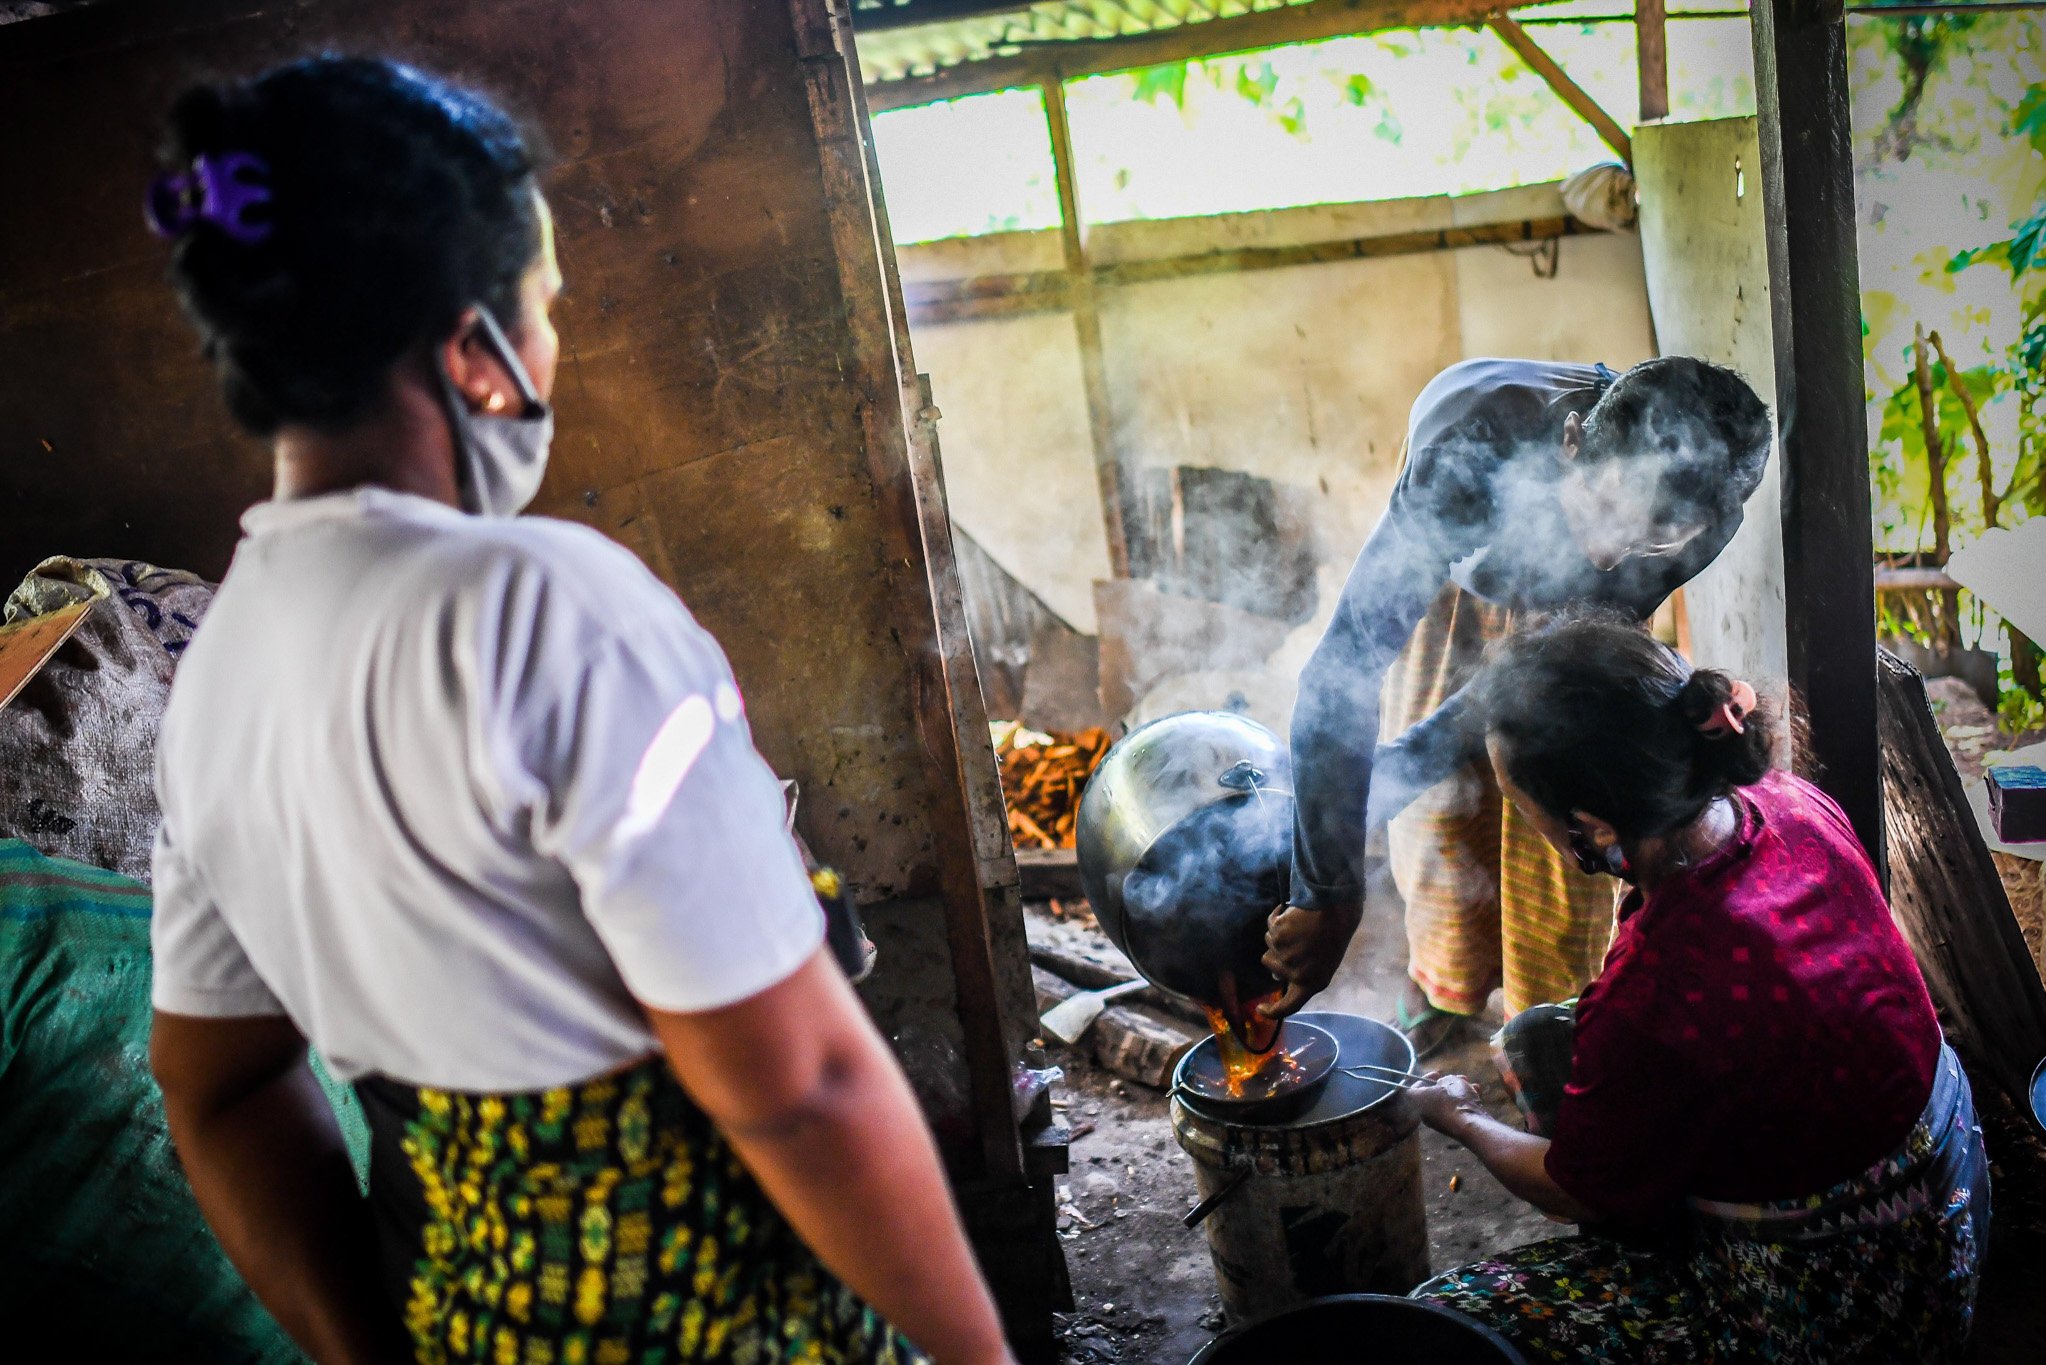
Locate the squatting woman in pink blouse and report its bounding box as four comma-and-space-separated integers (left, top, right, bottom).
1406, 611, 1988, 1364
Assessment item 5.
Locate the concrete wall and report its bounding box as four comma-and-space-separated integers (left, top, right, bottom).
1634, 118, 1789, 686
903, 182, 1657, 723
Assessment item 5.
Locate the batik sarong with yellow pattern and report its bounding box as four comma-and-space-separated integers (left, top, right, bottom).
1413, 1043, 1988, 1363
1379, 582, 1617, 1016
354, 1056, 924, 1365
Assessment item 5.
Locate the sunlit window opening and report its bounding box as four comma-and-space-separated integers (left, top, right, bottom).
872, 6, 1762, 243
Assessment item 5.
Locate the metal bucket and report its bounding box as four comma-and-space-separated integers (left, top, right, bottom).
1171, 1012, 1429, 1323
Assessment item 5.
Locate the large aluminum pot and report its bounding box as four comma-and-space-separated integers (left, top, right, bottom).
1074, 712, 1294, 1014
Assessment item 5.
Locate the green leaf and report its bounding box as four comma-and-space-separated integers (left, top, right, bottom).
1235, 60, 1279, 107
2013, 82, 2046, 156
1879, 381, 1926, 452
2009, 206, 2046, 277
1340, 73, 1375, 107
1131, 62, 1188, 109
1947, 241, 2012, 275
2019, 318, 2046, 373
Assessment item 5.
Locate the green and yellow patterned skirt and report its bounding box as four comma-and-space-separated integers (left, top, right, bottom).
354, 1057, 925, 1365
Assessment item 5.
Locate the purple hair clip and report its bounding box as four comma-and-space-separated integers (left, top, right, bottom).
145, 151, 274, 245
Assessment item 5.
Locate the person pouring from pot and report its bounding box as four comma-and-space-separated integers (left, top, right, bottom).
1262, 357, 1773, 1052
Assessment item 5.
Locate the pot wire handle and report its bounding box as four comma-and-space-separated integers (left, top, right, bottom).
1183, 1166, 1253, 1229
1338, 1062, 1425, 1090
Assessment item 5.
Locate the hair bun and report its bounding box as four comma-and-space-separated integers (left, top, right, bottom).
1677, 668, 1772, 787
1674, 669, 1729, 731
155, 58, 540, 438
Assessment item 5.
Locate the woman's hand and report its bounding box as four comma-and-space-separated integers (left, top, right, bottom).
1406, 1071, 1486, 1135
1403, 1071, 1600, 1224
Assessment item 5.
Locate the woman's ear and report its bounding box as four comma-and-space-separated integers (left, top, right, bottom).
436, 307, 507, 415
1566, 810, 1629, 879
1570, 810, 1620, 852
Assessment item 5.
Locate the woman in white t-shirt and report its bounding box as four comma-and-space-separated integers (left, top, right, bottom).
145, 56, 1011, 1365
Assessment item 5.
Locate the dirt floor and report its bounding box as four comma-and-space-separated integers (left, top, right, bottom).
1037, 863, 1556, 1364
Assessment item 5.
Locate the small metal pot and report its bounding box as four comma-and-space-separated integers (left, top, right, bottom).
1074, 711, 1293, 1010
1173, 1020, 1342, 1125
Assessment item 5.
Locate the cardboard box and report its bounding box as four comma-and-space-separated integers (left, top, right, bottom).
1987, 765, 2046, 845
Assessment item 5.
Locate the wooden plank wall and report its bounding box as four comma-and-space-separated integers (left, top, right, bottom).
1878, 649, 2046, 1107
1877, 649, 2046, 1293
0, 0, 1036, 1180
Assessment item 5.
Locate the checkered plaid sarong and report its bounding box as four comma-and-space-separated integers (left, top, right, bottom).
1380, 583, 1617, 1016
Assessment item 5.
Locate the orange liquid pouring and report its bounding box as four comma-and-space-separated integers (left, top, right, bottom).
1203, 976, 1287, 1097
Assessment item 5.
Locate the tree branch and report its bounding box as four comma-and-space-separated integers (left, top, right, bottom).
1913, 323, 1959, 652
1914, 324, 1954, 559
1928, 329, 2004, 529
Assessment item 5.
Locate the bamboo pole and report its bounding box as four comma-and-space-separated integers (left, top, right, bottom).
1043, 75, 1136, 578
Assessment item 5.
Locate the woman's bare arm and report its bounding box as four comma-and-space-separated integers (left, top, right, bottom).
152, 1011, 408, 1365
1409, 1073, 1599, 1223
646, 948, 1014, 1365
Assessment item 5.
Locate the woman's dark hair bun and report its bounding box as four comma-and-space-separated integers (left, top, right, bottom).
1475, 609, 1780, 842
157, 56, 543, 437
1675, 669, 1773, 789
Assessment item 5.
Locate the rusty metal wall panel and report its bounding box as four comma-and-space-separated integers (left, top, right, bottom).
3, 0, 932, 902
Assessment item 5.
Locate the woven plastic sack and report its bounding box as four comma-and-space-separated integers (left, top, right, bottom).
1561, 161, 1638, 233
0, 558, 214, 880
0, 839, 366, 1358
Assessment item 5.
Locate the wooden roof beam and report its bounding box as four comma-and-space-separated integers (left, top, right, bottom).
1637, 0, 1669, 122
1485, 14, 1632, 165
863, 0, 1577, 112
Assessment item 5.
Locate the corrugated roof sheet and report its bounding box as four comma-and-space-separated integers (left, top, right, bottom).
856, 0, 1312, 84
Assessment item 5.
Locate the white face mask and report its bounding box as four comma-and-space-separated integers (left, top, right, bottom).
437, 304, 554, 518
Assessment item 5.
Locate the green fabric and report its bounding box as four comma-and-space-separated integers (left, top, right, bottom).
0, 839, 367, 1361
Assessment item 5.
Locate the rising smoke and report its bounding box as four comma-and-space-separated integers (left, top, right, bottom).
1078, 356, 1774, 999
1286, 356, 1773, 902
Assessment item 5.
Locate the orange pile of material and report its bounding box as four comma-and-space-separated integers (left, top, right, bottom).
996, 725, 1111, 850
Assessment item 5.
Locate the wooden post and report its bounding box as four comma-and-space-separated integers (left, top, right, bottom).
1043, 74, 1137, 579
794, 0, 1029, 1185
1487, 16, 1634, 165
1637, 0, 1670, 121
1750, 0, 1886, 871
